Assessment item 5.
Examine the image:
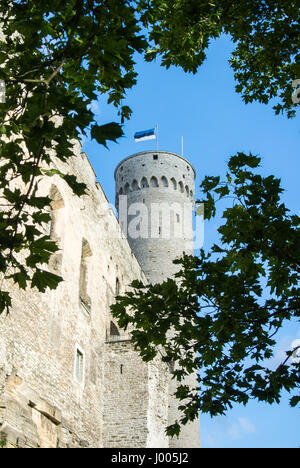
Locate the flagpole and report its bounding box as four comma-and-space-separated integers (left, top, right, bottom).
156, 124, 158, 151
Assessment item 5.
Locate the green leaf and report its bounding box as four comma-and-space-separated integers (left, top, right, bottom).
0, 291, 12, 315
61, 174, 86, 197
91, 122, 124, 148
31, 269, 63, 293
290, 396, 300, 408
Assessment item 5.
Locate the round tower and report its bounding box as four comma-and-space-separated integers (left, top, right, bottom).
115, 150, 195, 284
115, 150, 200, 448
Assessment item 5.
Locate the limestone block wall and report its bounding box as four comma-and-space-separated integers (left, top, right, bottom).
0, 145, 148, 448
0, 142, 200, 448
103, 341, 169, 448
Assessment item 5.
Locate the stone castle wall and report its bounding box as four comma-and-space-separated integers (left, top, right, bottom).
103, 341, 169, 448
0, 144, 171, 448
0, 144, 200, 448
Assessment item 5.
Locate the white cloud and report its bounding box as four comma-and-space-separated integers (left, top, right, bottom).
202, 432, 218, 448
291, 339, 300, 363
88, 100, 101, 115
266, 330, 300, 369
238, 417, 255, 434
228, 417, 255, 440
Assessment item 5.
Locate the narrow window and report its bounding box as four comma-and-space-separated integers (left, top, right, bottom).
79, 239, 92, 313
115, 277, 120, 296
110, 321, 120, 337
49, 185, 65, 273
141, 177, 149, 188
49, 185, 65, 240
161, 176, 168, 187
150, 176, 158, 188
75, 348, 84, 383
170, 178, 177, 190
131, 179, 139, 191
153, 154, 158, 160
176, 214, 180, 223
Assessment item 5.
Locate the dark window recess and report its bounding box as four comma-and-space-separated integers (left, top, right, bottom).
75, 349, 84, 382
153, 154, 158, 160
115, 277, 120, 295
110, 321, 120, 336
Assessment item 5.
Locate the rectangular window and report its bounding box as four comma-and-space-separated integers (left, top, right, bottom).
75, 348, 84, 383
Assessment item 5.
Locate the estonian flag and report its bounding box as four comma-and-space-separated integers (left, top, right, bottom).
134, 128, 156, 142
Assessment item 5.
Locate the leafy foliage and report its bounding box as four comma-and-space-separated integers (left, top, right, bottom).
139, 0, 300, 117
111, 154, 300, 436
0, 439, 6, 448
0, 0, 147, 312
0, 1, 298, 311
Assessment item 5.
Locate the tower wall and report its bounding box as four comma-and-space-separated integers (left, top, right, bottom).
115, 151, 195, 284
103, 340, 169, 448
115, 150, 200, 448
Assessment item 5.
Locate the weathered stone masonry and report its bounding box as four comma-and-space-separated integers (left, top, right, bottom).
0, 145, 200, 448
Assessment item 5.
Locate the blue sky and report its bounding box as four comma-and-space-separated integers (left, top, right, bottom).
81, 34, 300, 448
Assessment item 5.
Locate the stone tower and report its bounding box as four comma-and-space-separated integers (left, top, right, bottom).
115, 150, 200, 448
115, 150, 195, 283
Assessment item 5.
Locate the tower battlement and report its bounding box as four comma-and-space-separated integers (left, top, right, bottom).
115, 151, 196, 285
